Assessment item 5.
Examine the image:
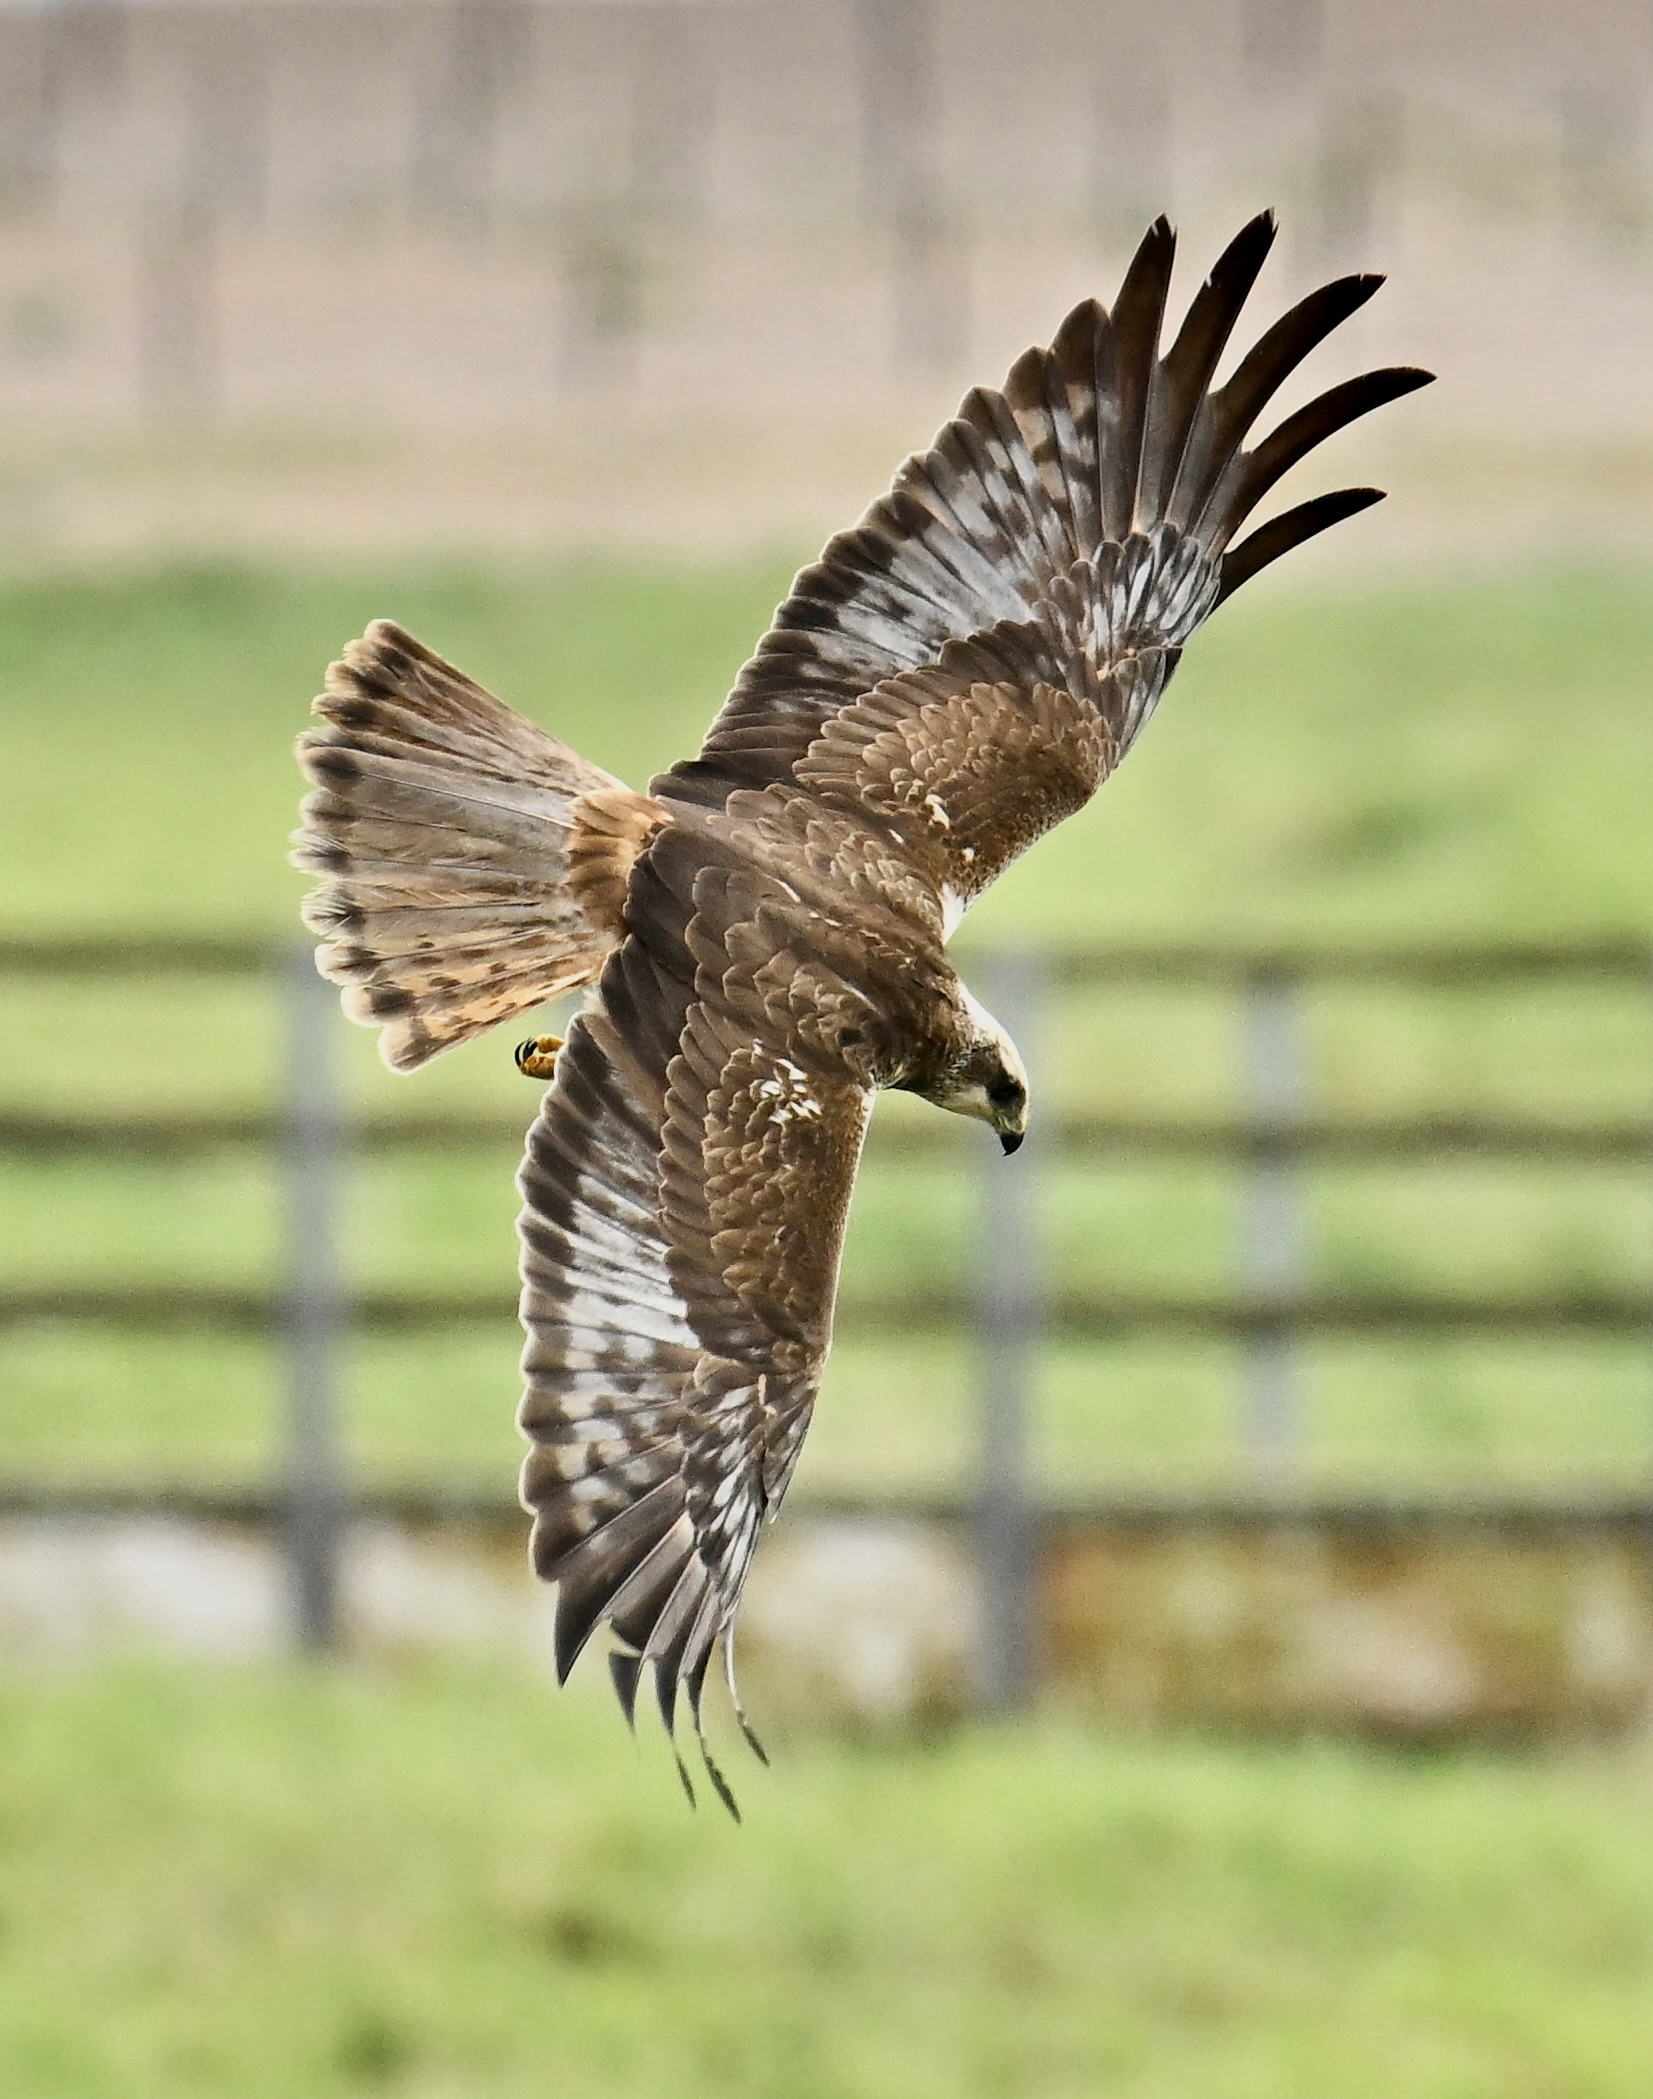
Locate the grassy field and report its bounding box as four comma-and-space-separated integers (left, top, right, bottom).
0, 1657, 1650, 2099
2, 562, 1651, 1494
4, 565, 1651, 2099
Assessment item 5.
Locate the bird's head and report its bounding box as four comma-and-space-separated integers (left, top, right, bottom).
922, 987, 1030, 1154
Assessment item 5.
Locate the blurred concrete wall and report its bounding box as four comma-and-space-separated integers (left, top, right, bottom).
3, 1505, 1648, 1738
0, 0, 1650, 561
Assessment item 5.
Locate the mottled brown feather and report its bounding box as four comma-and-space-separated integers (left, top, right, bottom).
567, 785, 669, 928
292, 620, 661, 1069
295, 220, 1431, 1798
518, 823, 890, 1769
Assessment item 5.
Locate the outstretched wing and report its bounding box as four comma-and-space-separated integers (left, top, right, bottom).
658, 212, 1430, 917
515, 825, 874, 1806
515, 214, 1433, 1798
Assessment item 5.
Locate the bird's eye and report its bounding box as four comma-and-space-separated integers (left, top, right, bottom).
987, 1076, 1023, 1109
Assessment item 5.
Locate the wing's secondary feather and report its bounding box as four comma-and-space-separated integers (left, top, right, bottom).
291, 219, 1433, 1809
661, 213, 1430, 889
508, 215, 1430, 1798
516, 829, 876, 1797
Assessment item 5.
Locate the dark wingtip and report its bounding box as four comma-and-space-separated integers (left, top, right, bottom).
1181, 269, 1395, 533
1133, 215, 1179, 291
670, 1739, 698, 1811
654, 1655, 679, 1736
552, 1574, 611, 1685
1106, 215, 1181, 533
1213, 364, 1438, 543
1223, 207, 1279, 272
703, 1761, 741, 1823
1049, 295, 1109, 373
683, 1652, 744, 1823
609, 1648, 644, 1729
1121, 213, 1178, 290
1142, 210, 1284, 525
722, 1628, 771, 1767
696, 1731, 743, 1823
1217, 486, 1386, 603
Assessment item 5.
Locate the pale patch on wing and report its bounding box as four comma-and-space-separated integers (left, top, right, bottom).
660, 216, 1427, 887
516, 993, 732, 1741
660, 1009, 874, 1372
515, 868, 882, 1796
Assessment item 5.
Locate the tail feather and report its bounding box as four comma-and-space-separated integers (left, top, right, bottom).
292, 620, 662, 1071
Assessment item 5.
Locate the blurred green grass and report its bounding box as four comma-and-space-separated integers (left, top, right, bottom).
0, 1658, 1650, 2099
3, 560, 1650, 942
2, 561, 1651, 1494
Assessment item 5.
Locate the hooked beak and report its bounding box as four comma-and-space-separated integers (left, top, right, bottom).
999, 1130, 1024, 1156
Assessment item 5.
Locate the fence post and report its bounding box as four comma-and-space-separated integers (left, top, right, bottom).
974, 949, 1047, 1711
1089, 32, 1170, 256
282, 942, 346, 1650
852, 0, 962, 372
1241, 964, 1306, 1475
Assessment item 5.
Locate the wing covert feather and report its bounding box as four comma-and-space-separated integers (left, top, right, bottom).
656, 214, 1430, 928
294, 212, 1434, 1813
516, 833, 876, 1779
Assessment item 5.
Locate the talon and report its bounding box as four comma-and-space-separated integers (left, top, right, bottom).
515, 1033, 564, 1080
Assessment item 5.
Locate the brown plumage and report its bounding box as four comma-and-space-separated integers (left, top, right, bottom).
293, 622, 659, 1070
291, 214, 1431, 1810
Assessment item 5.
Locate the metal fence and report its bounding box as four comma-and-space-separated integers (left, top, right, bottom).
3, 932, 1650, 1695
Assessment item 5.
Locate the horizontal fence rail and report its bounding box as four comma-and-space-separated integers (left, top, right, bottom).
3, 1284, 1650, 1338
4, 933, 1652, 982
5, 1479, 1650, 1532
3, 1108, 1650, 1163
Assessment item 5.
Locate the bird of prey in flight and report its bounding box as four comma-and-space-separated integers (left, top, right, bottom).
293, 213, 1429, 1811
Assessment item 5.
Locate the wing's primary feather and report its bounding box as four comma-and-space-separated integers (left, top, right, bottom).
659, 213, 1430, 905
517, 825, 876, 1802
291, 220, 1430, 1806
510, 218, 1430, 1796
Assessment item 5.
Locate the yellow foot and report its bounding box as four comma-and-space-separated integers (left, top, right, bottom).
514, 1033, 564, 1081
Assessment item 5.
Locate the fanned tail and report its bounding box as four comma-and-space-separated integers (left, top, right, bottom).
292, 619, 663, 1071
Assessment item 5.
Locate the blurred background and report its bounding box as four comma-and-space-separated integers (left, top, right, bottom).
2, 1, 1652, 2094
